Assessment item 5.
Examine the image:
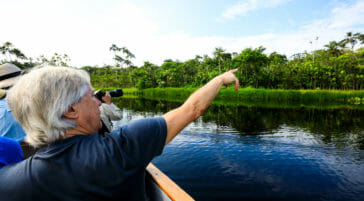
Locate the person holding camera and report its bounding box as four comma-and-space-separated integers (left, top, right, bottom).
98, 90, 123, 134
0, 66, 239, 201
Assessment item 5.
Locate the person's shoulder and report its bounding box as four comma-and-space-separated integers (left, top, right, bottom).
136, 116, 165, 124
0, 159, 30, 193
109, 117, 166, 135
127, 116, 166, 128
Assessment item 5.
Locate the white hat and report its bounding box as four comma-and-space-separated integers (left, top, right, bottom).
0, 63, 23, 89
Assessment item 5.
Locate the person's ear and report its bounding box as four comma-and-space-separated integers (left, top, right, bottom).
63, 105, 79, 119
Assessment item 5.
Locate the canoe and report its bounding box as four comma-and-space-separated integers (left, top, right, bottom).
20, 143, 194, 201
146, 163, 194, 201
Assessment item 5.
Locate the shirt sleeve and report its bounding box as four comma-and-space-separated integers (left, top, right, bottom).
0, 137, 24, 168
100, 103, 123, 121
107, 117, 167, 168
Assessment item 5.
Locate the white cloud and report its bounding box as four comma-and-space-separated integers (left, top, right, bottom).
0, 0, 160, 67
203, 0, 364, 59
221, 0, 291, 20
144, 0, 364, 64
328, 0, 364, 29
0, 0, 363, 67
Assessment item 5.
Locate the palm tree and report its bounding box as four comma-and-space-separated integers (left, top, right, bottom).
10, 48, 27, 60
109, 44, 121, 52
309, 36, 319, 62
358, 33, 364, 45
121, 47, 135, 67
109, 44, 122, 67
213, 47, 225, 73
0, 41, 14, 61
121, 47, 135, 60
324, 41, 342, 57
109, 44, 135, 68
340, 32, 359, 51
114, 55, 125, 68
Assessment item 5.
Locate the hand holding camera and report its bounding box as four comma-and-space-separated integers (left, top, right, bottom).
95, 89, 123, 103
102, 92, 112, 104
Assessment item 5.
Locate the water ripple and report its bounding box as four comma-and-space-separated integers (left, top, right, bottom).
115, 107, 364, 201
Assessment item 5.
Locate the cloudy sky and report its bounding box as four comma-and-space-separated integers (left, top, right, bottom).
1, 0, 364, 67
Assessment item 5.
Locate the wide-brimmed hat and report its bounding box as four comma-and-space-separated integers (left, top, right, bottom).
0, 63, 23, 89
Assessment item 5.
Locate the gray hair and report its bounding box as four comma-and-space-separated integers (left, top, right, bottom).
7, 66, 91, 147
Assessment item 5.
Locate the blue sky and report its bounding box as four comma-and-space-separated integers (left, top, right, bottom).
1, 0, 363, 67
138, 0, 332, 36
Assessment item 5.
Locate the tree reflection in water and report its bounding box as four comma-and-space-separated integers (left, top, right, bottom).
113, 98, 364, 150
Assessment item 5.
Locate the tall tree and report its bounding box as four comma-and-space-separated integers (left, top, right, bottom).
309, 36, 319, 63
232, 46, 269, 87
0, 42, 27, 62
10, 48, 27, 60
213, 47, 225, 73
0, 42, 13, 61
49, 53, 71, 66
340, 32, 361, 51
324, 41, 342, 57
109, 44, 135, 68
34, 53, 70, 66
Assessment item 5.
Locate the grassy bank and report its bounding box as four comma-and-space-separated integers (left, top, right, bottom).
110, 87, 364, 105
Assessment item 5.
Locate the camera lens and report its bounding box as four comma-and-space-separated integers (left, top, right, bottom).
109, 89, 123, 97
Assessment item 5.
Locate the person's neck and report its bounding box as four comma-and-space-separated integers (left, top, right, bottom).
64, 127, 91, 139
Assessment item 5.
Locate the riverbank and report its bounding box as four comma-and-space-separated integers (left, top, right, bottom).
101, 87, 364, 105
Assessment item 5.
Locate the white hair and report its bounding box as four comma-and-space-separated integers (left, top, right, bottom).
7, 66, 90, 147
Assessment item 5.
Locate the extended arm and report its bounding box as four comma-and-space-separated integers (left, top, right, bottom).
163, 69, 239, 145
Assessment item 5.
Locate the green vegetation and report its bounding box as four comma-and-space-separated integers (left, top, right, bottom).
1, 32, 364, 104
85, 32, 364, 91
114, 87, 364, 108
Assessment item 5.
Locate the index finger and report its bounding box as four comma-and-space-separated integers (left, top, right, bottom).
234, 78, 240, 91
230, 69, 238, 73
230, 69, 239, 91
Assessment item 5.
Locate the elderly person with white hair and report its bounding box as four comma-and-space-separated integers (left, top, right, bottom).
0, 66, 239, 201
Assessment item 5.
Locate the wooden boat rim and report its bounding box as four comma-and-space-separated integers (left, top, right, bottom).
146, 163, 194, 201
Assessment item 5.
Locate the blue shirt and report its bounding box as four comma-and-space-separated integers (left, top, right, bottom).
0, 117, 167, 201
0, 98, 26, 143
0, 137, 23, 168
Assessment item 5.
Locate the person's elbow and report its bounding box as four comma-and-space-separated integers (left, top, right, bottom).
184, 103, 204, 122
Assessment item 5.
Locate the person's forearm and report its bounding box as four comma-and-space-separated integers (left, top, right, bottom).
163, 69, 238, 145
163, 76, 224, 145
182, 76, 224, 120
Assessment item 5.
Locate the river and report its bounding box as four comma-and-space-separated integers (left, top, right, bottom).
113, 98, 364, 201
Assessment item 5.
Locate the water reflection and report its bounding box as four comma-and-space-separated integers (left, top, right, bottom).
113, 98, 364, 150
112, 98, 364, 201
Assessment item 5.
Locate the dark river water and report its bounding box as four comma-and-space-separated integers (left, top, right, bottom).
113, 98, 364, 201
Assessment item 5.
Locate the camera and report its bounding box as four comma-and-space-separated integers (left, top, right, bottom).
95, 89, 123, 102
